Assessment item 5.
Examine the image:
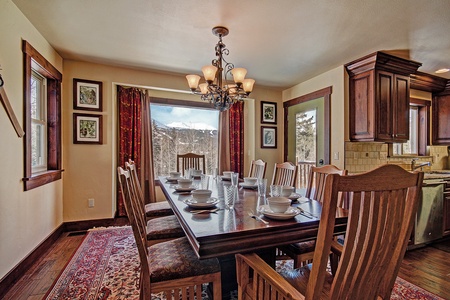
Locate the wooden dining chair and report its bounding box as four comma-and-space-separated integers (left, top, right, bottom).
271, 161, 297, 187
248, 159, 267, 179
119, 166, 184, 246
126, 160, 173, 219
236, 164, 424, 300
177, 153, 206, 176
278, 164, 348, 268
118, 167, 222, 300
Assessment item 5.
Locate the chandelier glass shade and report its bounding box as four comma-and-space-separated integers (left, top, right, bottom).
186, 26, 255, 111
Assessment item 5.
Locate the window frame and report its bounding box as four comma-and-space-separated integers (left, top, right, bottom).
30, 70, 48, 172
23, 40, 63, 191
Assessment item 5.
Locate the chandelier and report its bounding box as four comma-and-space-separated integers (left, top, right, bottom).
186, 26, 255, 111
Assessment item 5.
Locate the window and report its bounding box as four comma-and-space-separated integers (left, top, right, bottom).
23, 41, 63, 190
150, 98, 219, 176
31, 71, 47, 172
393, 99, 430, 156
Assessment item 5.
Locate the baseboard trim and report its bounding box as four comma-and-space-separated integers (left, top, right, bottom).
0, 217, 128, 298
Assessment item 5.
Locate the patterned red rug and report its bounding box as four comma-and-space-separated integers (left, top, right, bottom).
45, 226, 444, 300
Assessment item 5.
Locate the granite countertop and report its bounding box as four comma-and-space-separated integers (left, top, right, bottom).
424, 170, 450, 180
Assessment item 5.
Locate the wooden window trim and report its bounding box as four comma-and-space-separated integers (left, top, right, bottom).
410, 98, 430, 156
22, 40, 63, 191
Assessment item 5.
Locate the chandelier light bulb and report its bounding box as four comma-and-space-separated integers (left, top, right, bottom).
242, 79, 255, 93
231, 68, 247, 84
202, 65, 218, 83
199, 83, 208, 94
186, 74, 201, 90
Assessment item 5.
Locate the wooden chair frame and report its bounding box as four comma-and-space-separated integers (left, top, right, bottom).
271, 162, 297, 187
248, 159, 267, 179
177, 153, 206, 176
237, 164, 424, 300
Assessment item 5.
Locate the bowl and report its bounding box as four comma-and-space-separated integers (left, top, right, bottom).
281, 186, 295, 197
177, 178, 193, 188
191, 189, 212, 203
243, 177, 257, 185
170, 171, 181, 178
192, 169, 202, 176
223, 171, 234, 178
267, 197, 292, 213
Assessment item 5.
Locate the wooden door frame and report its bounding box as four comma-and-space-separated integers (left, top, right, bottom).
283, 86, 332, 164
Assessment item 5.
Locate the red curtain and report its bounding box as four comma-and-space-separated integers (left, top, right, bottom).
117, 86, 142, 216
229, 101, 245, 176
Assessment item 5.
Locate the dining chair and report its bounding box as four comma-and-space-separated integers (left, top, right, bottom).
177, 153, 206, 176
118, 166, 184, 246
126, 160, 173, 219
296, 161, 315, 189
278, 164, 348, 268
117, 167, 222, 300
236, 164, 424, 300
248, 159, 267, 179
271, 161, 297, 187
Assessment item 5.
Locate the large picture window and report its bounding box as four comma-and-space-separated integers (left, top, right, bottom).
23, 41, 63, 190
150, 99, 219, 176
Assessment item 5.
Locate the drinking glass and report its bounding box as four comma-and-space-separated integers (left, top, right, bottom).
270, 185, 282, 197
231, 172, 239, 187
257, 178, 267, 197
223, 184, 237, 209
200, 174, 210, 190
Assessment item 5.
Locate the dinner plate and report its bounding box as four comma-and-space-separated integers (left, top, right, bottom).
239, 182, 258, 189
258, 205, 300, 220
174, 186, 196, 192
183, 197, 219, 209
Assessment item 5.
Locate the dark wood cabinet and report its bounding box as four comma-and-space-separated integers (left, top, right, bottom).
432, 91, 450, 145
346, 52, 421, 142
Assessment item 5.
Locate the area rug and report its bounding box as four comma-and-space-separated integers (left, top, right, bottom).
45, 226, 444, 300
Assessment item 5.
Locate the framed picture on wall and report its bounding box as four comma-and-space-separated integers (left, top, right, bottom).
261, 126, 277, 148
261, 101, 277, 124
73, 113, 103, 144
73, 78, 103, 111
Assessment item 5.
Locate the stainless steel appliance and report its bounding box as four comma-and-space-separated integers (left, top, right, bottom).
414, 179, 444, 245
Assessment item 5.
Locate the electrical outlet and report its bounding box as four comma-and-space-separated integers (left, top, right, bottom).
88, 198, 95, 208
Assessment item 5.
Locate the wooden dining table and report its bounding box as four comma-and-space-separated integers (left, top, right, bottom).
158, 175, 348, 298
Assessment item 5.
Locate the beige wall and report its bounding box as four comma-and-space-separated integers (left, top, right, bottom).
0, 0, 64, 279
282, 66, 347, 170
63, 60, 282, 221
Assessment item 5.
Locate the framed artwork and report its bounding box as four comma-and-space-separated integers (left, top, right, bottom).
261, 101, 277, 124
261, 126, 277, 148
73, 78, 103, 111
73, 113, 103, 144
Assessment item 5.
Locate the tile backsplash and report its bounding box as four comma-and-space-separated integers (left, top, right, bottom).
345, 142, 448, 173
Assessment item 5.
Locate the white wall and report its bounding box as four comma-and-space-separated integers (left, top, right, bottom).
0, 0, 64, 279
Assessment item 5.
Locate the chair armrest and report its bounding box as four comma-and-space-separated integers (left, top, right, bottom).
236, 253, 305, 300
330, 239, 343, 255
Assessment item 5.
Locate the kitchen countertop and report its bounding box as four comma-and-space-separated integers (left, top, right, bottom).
424, 170, 450, 180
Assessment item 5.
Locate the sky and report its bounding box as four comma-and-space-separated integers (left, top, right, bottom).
150, 104, 219, 130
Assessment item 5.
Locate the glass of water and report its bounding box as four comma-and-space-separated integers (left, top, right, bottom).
223, 184, 237, 209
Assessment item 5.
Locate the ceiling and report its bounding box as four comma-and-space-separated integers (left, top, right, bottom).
12, 0, 450, 89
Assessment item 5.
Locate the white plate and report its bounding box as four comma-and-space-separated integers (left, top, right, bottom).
174, 186, 196, 192
258, 205, 300, 220
166, 176, 181, 182
288, 193, 302, 200
183, 197, 219, 208
239, 182, 258, 189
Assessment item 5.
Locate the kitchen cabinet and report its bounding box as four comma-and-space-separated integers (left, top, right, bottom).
345, 52, 421, 142
442, 177, 450, 236
432, 92, 450, 145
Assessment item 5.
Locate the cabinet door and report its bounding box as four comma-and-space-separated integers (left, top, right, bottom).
393, 74, 410, 141
376, 71, 394, 141
432, 94, 450, 145
349, 71, 374, 141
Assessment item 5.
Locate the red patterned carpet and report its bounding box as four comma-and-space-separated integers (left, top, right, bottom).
45, 226, 444, 300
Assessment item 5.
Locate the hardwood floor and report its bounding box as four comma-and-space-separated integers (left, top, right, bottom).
3, 233, 450, 300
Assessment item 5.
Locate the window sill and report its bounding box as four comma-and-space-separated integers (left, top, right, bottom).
23, 169, 64, 191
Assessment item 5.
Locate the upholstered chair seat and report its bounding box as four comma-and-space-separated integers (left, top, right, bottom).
148, 237, 221, 283
146, 215, 184, 241
145, 201, 173, 218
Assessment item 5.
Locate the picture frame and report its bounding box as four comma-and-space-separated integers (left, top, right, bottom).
261, 101, 277, 124
261, 126, 277, 148
73, 78, 103, 111
73, 113, 103, 144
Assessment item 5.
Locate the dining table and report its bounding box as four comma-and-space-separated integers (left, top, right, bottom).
157, 175, 348, 298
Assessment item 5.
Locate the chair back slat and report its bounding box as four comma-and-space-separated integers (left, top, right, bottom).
271, 162, 297, 186
296, 161, 315, 188
305, 165, 347, 206
248, 159, 267, 179
177, 153, 206, 175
